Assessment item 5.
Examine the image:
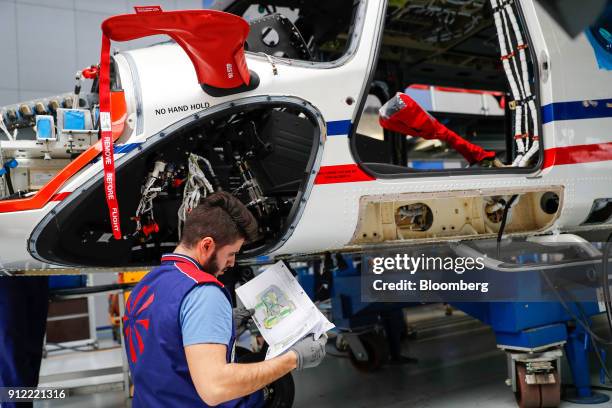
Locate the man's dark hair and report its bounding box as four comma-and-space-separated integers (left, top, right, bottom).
180, 192, 259, 248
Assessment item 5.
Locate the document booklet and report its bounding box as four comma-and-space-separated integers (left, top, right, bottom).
236, 261, 335, 359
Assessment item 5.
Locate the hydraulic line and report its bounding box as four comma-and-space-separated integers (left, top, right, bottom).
540, 271, 612, 347
540, 270, 612, 382
578, 295, 612, 384
496, 194, 518, 258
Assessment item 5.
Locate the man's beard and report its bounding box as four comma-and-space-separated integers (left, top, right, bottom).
202, 252, 221, 276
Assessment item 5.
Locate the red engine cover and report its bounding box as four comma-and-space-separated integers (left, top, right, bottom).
101, 9, 251, 89
379, 93, 495, 164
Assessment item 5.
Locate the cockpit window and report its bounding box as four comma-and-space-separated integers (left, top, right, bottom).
223, 1, 359, 63
353, 0, 541, 175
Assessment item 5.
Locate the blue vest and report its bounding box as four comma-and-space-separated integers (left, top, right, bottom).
123, 253, 263, 408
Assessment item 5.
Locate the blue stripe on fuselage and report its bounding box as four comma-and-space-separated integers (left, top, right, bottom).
542, 98, 612, 124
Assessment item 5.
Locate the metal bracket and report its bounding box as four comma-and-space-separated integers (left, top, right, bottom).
343, 333, 369, 362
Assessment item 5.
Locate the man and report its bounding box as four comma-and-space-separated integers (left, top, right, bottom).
123, 191, 327, 407
0, 277, 49, 408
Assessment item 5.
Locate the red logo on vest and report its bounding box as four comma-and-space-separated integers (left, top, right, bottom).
123, 285, 155, 363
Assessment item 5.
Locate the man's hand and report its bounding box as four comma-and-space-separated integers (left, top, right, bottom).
478, 156, 506, 168
233, 306, 255, 336
289, 334, 327, 370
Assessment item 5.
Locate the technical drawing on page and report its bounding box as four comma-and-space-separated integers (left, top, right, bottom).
255, 285, 296, 329
236, 261, 334, 359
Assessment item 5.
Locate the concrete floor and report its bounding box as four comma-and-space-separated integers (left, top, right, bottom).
35, 304, 612, 408
294, 307, 522, 408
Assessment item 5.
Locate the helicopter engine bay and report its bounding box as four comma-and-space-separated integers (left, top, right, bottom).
30, 104, 320, 267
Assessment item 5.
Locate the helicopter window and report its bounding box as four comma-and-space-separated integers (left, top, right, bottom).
353, 0, 542, 176
355, 84, 508, 171
225, 1, 359, 62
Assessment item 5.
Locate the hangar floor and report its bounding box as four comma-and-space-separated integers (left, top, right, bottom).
35, 305, 612, 408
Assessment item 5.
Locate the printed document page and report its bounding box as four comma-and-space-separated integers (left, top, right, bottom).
236, 261, 334, 359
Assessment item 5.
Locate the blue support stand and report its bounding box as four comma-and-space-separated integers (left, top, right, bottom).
563, 325, 610, 404
454, 300, 612, 405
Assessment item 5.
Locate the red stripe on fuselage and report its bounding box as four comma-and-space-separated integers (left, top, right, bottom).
543, 142, 612, 169
314, 164, 375, 185
313, 143, 612, 184
31, 144, 612, 204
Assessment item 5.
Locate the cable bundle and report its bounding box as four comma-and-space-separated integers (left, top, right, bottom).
490, 0, 539, 167
177, 153, 215, 239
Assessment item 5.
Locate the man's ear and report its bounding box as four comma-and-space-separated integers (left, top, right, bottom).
199, 237, 216, 256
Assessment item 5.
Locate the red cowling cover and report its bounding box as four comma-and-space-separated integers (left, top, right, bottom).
98, 8, 251, 239
101, 9, 251, 89
379, 93, 495, 164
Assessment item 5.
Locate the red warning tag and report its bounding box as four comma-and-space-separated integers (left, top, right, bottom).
314, 164, 375, 185
133, 5, 163, 13
99, 34, 122, 240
